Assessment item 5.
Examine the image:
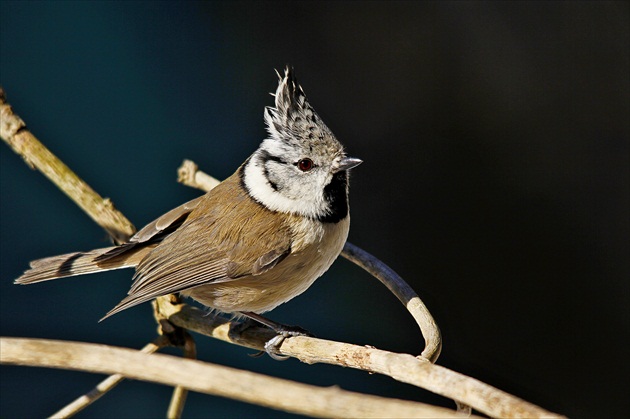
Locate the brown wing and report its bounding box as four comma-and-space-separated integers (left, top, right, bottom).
95, 195, 206, 262
132, 195, 206, 244
101, 172, 293, 320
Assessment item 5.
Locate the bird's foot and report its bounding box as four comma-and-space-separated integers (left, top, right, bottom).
239, 312, 313, 361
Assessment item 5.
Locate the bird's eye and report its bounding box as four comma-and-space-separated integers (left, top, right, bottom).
296, 158, 314, 172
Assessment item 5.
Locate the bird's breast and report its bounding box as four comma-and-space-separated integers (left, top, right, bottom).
184, 215, 350, 314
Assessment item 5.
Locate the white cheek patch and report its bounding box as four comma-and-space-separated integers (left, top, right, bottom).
243, 156, 329, 219
260, 137, 290, 159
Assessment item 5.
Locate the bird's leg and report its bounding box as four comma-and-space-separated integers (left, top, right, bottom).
239, 311, 313, 360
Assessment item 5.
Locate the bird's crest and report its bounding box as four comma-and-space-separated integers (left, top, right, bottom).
264, 66, 336, 148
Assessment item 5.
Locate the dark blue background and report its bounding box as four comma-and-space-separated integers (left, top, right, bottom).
1, 2, 628, 418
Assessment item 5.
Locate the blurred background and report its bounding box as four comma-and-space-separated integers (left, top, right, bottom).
1, 1, 627, 418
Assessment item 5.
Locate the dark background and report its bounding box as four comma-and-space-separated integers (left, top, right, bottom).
1, 2, 628, 418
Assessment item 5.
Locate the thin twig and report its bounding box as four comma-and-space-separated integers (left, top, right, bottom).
177, 159, 220, 191
49, 337, 170, 419
0, 87, 135, 244
1, 337, 476, 419
167, 332, 197, 419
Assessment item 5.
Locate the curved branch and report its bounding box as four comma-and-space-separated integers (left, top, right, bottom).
177, 160, 442, 362
154, 297, 563, 419
1, 337, 471, 419
341, 242, 441, 362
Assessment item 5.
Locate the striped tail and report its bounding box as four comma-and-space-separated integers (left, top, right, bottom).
15, 247, 140, 285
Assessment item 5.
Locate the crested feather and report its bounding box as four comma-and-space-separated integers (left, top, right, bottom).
263, 67, 337, 152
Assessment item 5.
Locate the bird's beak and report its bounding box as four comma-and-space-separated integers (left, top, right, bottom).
335, 156, 363, 172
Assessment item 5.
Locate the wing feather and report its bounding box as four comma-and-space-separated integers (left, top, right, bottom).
102, 172, 295, 320
95, 195, 205, 262
134, 195, 205, 243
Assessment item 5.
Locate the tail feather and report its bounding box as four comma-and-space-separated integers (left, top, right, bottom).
15, 247, 139, 285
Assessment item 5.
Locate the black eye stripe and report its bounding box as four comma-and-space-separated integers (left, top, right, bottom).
263, 165, 280, 191
259, 149, 286, 165
259, 150, 317, 172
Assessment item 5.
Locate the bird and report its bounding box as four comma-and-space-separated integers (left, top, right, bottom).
15, 67, 362, 358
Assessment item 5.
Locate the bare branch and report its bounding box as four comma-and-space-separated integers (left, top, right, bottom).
341, 242, 441, 361
49, 337, 169, 418
0, 87, 135, 244
177, 159, 220, 191
1, 337, 473, 419
154, 297, 564, 419
167, 332, 196, 419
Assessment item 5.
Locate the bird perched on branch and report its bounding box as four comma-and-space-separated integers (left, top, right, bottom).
15, 67, 362, 358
